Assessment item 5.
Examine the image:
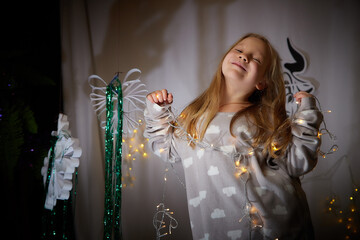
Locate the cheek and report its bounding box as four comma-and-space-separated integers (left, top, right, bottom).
221, 57, 230, 75
221, 60, 226, 73
222, 54, 230, 67
251, 64, 265, 79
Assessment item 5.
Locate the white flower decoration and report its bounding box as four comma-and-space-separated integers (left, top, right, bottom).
88, 68, 147, 136
41, 114, 81, 210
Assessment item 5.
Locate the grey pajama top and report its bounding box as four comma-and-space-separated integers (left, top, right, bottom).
144, 97, 323, 240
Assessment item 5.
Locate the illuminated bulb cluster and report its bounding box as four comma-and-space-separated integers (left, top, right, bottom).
121, 125, 149, 188
326, 186, 359, 239
271, 142, 279, 151
233, 148, 254, 179
234, 162, 248, 179
295, 119, 305, 125
317, 131, 322, 139
326, 195, 339, 213
319, 143, 338, 159
239, 203, 263, 230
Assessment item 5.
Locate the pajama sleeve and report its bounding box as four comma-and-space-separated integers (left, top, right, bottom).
283, 97, 324, 177
143, 99, 181, 163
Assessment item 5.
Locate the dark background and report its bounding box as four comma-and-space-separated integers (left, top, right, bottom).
1, 1, 62, 239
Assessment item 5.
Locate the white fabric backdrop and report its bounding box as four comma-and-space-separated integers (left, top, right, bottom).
60, 0, 360, 239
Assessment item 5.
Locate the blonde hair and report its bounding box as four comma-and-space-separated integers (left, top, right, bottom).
177, 33, 291, 158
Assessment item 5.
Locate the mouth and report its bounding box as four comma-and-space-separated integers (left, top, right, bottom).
232, 62, 247, 72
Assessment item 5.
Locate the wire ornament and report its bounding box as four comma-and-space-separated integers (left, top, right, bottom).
152, 159, 181, 239
153, 203, 179, 239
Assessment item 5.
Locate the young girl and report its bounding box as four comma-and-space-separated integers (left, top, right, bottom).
144, 33, 322, 240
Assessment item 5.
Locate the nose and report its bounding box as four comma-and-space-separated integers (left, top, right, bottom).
239, 54, 248, 62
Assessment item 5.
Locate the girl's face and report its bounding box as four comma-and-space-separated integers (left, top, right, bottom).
221, 37, 270, 96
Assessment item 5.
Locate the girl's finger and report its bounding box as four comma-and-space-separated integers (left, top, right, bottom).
155, 92, 164, 103
150, 93, 158, 103
147, 94, 155, 103
161, 89, 168, 102
167, 93, 173, 104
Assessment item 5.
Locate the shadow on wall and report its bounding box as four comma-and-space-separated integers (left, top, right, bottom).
98, 0, 184, 78
194, 0, 236, 93
347, 30, 360, 176
84, 0, 186, 169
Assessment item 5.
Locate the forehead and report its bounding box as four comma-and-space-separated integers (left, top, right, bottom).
235, 37, 269, 57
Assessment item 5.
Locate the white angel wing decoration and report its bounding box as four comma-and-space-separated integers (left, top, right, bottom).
88, 68, 147, 136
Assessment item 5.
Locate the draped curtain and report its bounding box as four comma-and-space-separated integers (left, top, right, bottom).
60, 0, 360, 239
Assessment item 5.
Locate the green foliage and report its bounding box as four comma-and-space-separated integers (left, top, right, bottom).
0, 49, 56, 185
0, 102, 40, 183
0, 105, 24, 182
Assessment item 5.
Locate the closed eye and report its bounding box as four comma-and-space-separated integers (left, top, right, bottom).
235, 49, 242, 53
253, 58, 261, 64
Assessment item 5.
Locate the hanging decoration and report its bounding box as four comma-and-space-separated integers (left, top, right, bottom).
88, 68, 147, 240
40, 113, 81, 239
41, 113, 81, 209
283, 37, 316, 116
89, 68, 146, 135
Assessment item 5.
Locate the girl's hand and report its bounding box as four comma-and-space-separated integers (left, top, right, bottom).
147, 89, 173, 105
294, 91, 313, 104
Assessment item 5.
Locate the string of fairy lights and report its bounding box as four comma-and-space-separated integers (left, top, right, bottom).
152, 99, 334, 237
119, 97, 359, 240
149, 95, 360, 239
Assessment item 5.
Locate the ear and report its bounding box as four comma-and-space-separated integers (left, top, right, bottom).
256, 79, 266, 90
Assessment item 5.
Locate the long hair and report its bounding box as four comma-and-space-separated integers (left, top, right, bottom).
177, 33, 292, 158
